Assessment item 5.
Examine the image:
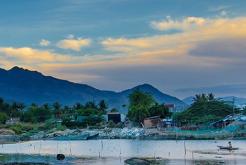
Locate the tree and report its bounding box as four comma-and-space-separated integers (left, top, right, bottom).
127, 90, 155, 123
21, 104, 52, 123
243, 107, 246, 115
98, 100, 107, 113
53, 102, 62, 119
73, 103, 83, 110
85, 101, 97, 109
110, 108, 118, 112
149, 103, 171, 118
0, 112, 8, 124
208, 93, 215, 101
175, 93, 235, 125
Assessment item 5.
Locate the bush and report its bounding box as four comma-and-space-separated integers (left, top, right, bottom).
20, 105, 52, 123
0, 112, 8, 124
9, 124, 33, 135
174, 94, 235, 125
108, 120, 116, 128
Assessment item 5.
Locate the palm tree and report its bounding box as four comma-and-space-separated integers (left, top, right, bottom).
208, 93, 215, 101
53, 102, 62, 119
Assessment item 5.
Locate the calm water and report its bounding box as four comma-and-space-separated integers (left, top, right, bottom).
0, 140, 246, 164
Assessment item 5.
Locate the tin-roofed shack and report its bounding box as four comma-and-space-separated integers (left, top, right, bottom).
143, 116, 161, 128
106, 112, 126, 124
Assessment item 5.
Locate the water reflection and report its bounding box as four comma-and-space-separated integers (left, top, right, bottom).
0, 140, 245, 164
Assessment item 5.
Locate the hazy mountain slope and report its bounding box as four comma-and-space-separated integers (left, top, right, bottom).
0, 66, 186, 113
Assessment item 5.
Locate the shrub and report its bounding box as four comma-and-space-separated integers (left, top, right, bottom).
0, 112, 8, 124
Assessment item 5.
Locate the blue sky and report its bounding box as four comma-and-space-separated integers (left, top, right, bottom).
1, 0, 246, 98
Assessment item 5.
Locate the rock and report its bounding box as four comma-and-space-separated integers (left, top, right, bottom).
124, 158, 151, 165
0, 129, 18, 143
0, 129, 15, 135
56, 154, 65, 160
125, 157, 166, 165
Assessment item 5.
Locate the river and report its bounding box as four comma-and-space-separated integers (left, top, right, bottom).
0, 140, 245, 164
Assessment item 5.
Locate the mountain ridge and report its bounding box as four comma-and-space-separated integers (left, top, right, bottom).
0, 66, 187, 113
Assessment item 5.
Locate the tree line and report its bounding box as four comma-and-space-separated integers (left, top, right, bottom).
0, 92, 244, 127
0, 98, 108, 125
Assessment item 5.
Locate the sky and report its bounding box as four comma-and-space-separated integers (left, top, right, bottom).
1, 0, 246, 98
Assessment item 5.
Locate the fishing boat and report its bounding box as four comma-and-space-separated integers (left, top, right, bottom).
217, 146, 239, 150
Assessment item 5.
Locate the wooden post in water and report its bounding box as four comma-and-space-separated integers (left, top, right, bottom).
184, 141, 187, 155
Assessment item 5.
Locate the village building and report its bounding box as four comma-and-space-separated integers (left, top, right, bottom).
105, 112, 126, 124
143, 116, 161, 128
211, 114, 246, 128
6, 118, 20, 125
162, 118, 173, 128
164, 104, 175, 112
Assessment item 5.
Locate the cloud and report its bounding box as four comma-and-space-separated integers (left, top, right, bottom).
101, 37, 151, 52
150, 16, 207, 31
220, 10, 227, 16
2, 16, 246, 97
190, 38, 246, 58
39, 39, 50, 46
57, 38, 91, 51
102, 17, 246, 61
0, 47, 71, 63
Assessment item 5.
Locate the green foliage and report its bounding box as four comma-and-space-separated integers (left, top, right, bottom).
0, 97, 24, 118
8, 124, 33, 135
110, 108, 118, 112
9, 124, 24, 134
128, 90, 155, 123
53, 102, 62, 119
0, 112, 8, 124
98, 100, 107, 113
127, 90, 172, 123
243, 107, 246, 115
108, 121, 124, 128
149, 103, 171, 118
21, 104, 52, 123
77, 108, 100, 116
84, 101, 97, 109
174, 93, 234, 125
108, 120, 116, 128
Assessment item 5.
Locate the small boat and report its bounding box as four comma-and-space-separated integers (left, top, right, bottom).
86, 133, 99, 140
217, 146, 239, 150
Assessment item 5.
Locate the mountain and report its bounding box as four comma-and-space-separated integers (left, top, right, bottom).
182, 96, 194, 105
219, 96, 246, 108
177, 84, 246, 98
183, 95, 246, 108
0, 66, 187, 113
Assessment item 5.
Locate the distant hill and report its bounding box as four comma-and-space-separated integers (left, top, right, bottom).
219, 96, 246, 108
183, 96, 246, 108
182, 96, 194, 105
0, 66, 187, 113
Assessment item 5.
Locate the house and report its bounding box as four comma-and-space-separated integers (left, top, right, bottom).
6, 118, 20, 125
164, 104, 175, 112
143, 116, 161, 128
211, 114, 246, 128
105, 112, 126, 124
162, 118, 173, 128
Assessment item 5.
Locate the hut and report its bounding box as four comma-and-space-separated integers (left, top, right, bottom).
143, 116, 161, 128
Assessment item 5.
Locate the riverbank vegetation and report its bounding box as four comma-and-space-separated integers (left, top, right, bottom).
0, 91, 245, 139
127, 90, 171, 123
174, 93, 238, 125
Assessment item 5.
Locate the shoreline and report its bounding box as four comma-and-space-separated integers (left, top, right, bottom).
1, 127, 246, 144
